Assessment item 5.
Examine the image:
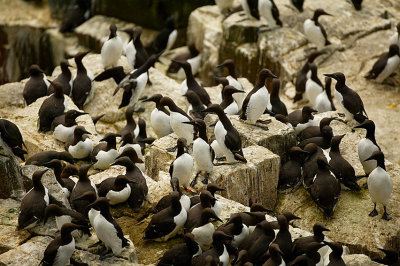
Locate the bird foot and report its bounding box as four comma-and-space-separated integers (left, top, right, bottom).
190, 178, 198, 188
99, 253, 113, 261
369, 208, 378, 217
201, 178, 209, 185
215, 157, 226, 162
166, 146, 177, 152
257, 119, 272, 124
382, 212, 392, 221
88, 241, 103, 249
338, 113, 346, 118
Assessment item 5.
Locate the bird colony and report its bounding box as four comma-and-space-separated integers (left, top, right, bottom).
1, 0, 400, 265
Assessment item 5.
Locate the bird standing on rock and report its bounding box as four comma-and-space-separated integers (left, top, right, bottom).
23, 64, 49, 106
216, 59, 245, 109
47, 60, 72, 96
71, 51, 94, 110
38, 80, 67, 133
147, 17, 177, 55
204, 104, 247, 164
65, 126, 93, 160
169, 138, 194, 191
367, 151, 392, 221
0, 118, 28, 161
91, 132, 119, 170
304, 9, 332, 49
142, 94, 173, 138
220, 85, 246, 115
240, 68, 278, 128
365, 44, 400, 83
52, 110, 88, 143
101, 24, 123, 69
241, 0, 282, 29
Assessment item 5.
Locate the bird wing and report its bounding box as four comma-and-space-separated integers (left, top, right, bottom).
366, 54, 389, 79
42, 237, 62, 264
317, 22, 330, 45
271, 0, 282, 25
248, 0, 260, 19
94, 66, 126, 84
342, 89, 368, 118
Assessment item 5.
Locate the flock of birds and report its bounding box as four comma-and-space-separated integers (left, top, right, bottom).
0, 0, 400, 265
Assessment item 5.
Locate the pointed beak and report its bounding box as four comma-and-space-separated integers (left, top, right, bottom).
215, 216, 223, 222
84, 130, 92, 135
323, 11, 333, 16
127, 180, 137, 184
182, 121, 196, 126
232, 89, 246, 94
270, 73, 279, 79
77, 111, 88, 117
216, 63, 225, 68
324, 73, 335, 79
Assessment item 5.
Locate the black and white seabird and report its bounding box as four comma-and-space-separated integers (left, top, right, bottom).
324, 72, 368, 123
303, 9, 332, 49
302, 143, 325, 188
367, 151, 392, 221
167, 43, 200, 79
185, 90, 207, 119
298, 117, 341, 141
142, 94, 173, 138
365, 44, 400, 83
278, 146, 308, 189
263, 243, 286, 266
117, 106, 138, 138
185, 191, 215, 230
47, 60, 73, 95
52, 110, 88, 143
305, 62, 323, 108
217, 213, 249, 248
241, 0, 282, 28
25, 150, 74, 166
288, 106, 318, 135
354, 119, 381, 176
183, 119, 214, 186
42, 159, 74, 201
111, 156, 148, 210
315, 76, 336, 113
159, 96, 195, 145
96, 53, 160, 109
97, 175, 136, 205
188, 208, 222, 251
270, 79, 288, 116
245, 221, 276, 264
189, 183, 225, 213
40, 223, 87, 265
91, 132, 119, 170
71, 51, 94, 110
144, 191, 187, 241
298, 125, 333, 150
69, 164, 98, 215
328, 135, 361, 191
291, 242, 326, 265
65, 126, 93, 159
146, 17, 177, 55
38, 80, 67, 133
59, 0, 91, 33
18, 169, 50, 229
0, 118, 27, 161
323, 241, 346, 266
191, 231, 232, 266
216, 59, 245, 110
123, 27, 149, 69
101, 24, 123, 69
271, 215, 294, 263
88, 197, 130, 257
23, 64, 49, 106
204, 104, 247, 163
310, 158, 341, 216
155, 177, 191, 213
240, 68, 278, 126
118, 135, 144, 171
220, 85, 246, 115
169, 138, 194, 190
175, 60, 211, 106
158, 232, 202, 265
294, 51, 325, 102
390, 22, 400, 47
292, 222, 330, 260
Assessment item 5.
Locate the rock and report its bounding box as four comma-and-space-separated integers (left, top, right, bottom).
144, 134, 177, 180
343, 254, 382, 266
205, 145, 280, 209
205, 114, 296, 161
0, 236, 52, 266
187, 5, 223, 85
0, 82, 25, 109
91, 0, 214, 30
0, 138, 25, 200
276, 111, 400, 256
0, 199, 30, 254
1, 95, 98, 158
74, 15, 158, 53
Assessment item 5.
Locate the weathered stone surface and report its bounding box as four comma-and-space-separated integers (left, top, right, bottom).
206, 145, 280, 209
276, 111, 400, 256
343, 254, 382, 266
0, 236, 52, 266
0, 82, 25, 109
0, 199, 30, 254
1, 94, 98, 158
187, 6, 223, 85
0, 138, 25, 200
74, 15, 158, 53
